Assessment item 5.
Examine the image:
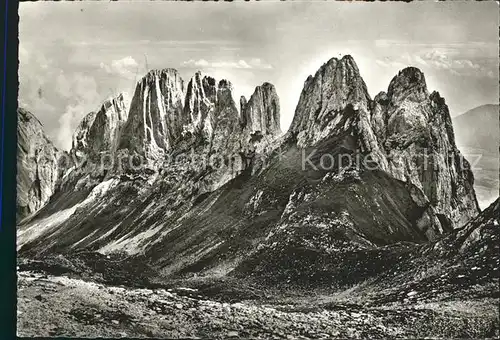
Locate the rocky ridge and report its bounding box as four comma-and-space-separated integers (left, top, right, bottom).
17, 69, 282, 251
288, 57, 479, 229
72, 93, 130, 162
17, 108, 66, 220
241, 83, 281, 138
16, 54, 497, 340
18, 56, 482, 284
369, 68, 479, 229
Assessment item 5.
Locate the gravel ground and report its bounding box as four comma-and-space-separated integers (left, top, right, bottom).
17, 271, 498, 339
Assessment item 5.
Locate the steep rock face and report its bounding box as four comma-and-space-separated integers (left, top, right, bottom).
207, 80, 246, 184
118, 69, 185, 160
288, 57, 478, 229
18, 57, 480, 288
17, 71, 284, 252
51, 93, 131, 207
179, 75, 282, 190
178, 78, 249, 192
240, 96, 247, 120
368, 68, 479, 228
18, 137, 447, 280
241, 82, 280, 136
71, 112, 97, 156
72, 93, 129, 161
183, 72, 217, 139
288, 55, 371, 147
17, 108, 63, 220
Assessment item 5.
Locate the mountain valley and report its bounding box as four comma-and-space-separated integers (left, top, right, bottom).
16, 55, 499, 338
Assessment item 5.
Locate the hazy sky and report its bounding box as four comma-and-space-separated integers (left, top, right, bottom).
19, 2, 499, 150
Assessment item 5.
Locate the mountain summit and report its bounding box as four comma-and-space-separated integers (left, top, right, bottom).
369, 68, 479, 228
118, 69, 185, 160
288, 55, 370, 146
288, 57, 479, 229
17, 56, 481, 287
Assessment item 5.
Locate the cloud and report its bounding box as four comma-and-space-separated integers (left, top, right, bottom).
100, 56, 139, 80
375, 58, 406, 70
374, 40, 497, 52
183, 59, 210, 68
248, 58, 273, 70
19, 40, 137, 150
55, 72, 99, 101
181, 58, 272, 70
376, 50, 496, 78
53, 72, 101, 150
58, 104, 86, 151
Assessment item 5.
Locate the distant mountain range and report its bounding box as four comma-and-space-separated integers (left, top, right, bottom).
453, 104, 499, 153
453, 104, 499, 210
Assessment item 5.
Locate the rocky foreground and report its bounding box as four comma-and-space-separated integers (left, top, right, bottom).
16, 56, 498, 339
18, 270, 498, 339
17, 198, 500, 338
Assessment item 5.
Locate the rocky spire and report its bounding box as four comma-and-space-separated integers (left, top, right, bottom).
72, 93, 130, 160
183, 71, 217, 137
118, 69, 185, 160
289, 57, 479, 229
240, 95, 248, 123
72, 111, 98, 156
209, 79, 241, 154
55, 69, 282, 199
387, 67, 429, 104
288, 55, 371, 147
368, 67, 479, 228
241, 82, 281, 136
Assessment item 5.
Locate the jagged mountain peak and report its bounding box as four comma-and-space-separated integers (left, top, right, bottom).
286, 55, 479, 229
317, 54, 358, 69
367, 68, 478, 229
118, 68, 185, 159
373, 91, 388, 104
116, 68, 282, 161
18, 107, 44, 128
189, 70, 217, 86
314, 55, 364, 84
391, 66, 425, 82
288, 54, 371, 146
214, 79, 238, 116
429, 90, 446, 105
258, 82, 276, 90
72, 93, 129, 159
142, 68, 182, 80
240, 95, 247, 115
241, 82, 281, 136
184, 72, 217, 134
137, 68, 185, 97
16, 56, 488, 310
387, 66, 429, 104
217, 79, 234, 91
100, 92, 130, 120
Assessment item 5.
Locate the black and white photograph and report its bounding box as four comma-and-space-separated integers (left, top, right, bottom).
16, 1, 499, 338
